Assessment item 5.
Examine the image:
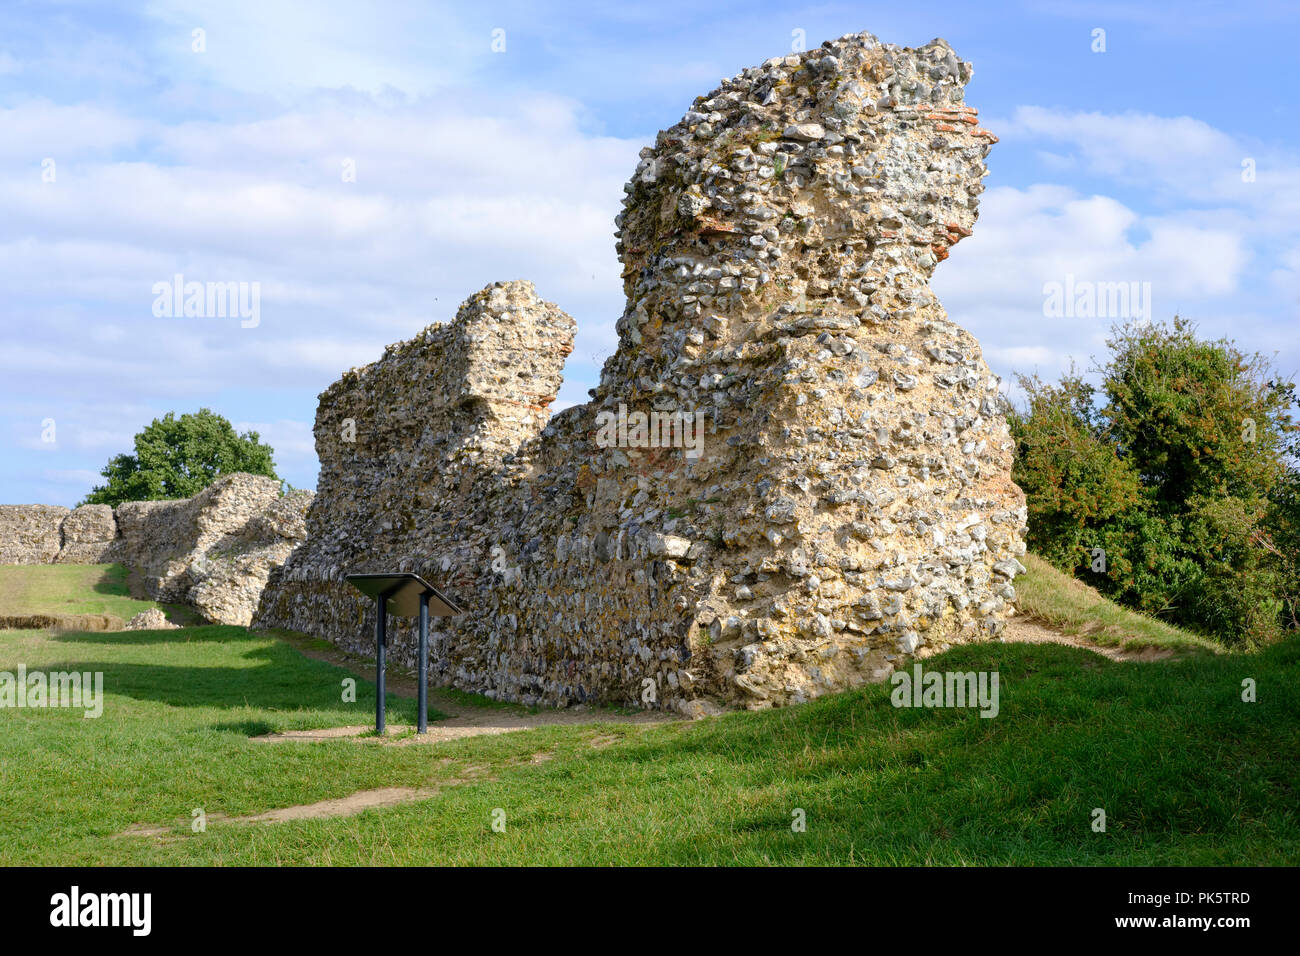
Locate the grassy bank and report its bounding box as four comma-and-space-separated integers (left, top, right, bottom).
1013, 554, 1223, 654
0, 562, 192, 626
0, 562, 1294, 865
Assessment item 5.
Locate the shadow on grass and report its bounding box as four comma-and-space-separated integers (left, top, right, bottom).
90, 564, 132, 598
210, 719, 276, 737
52, 625, 258, 645
52, 640, 443, 725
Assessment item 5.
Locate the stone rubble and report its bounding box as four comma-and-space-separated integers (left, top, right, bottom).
123, 608, 179, 631
256, 30, 1027, 713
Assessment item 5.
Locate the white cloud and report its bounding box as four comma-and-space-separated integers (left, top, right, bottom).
4, 33, 1298, 508
0, 100, 147, 160
937, 184, 1248, 311
1005, 107, 1237, 180
233, 418, 315, 478
0, 86, 640, 503
143, 0, 479, 97
934, 178, 1265, 397
996, 106, 1300, 229
940, 103, 1300, 401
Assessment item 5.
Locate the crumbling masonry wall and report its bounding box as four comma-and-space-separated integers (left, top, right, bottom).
115, 474, 312, 625
0, 505, 77, 564
0, 504, 120, 565
255, 31, 1028, 712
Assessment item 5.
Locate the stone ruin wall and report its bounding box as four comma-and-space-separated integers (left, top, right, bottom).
256, 30, 1029, 714
0, 474, 311, 626
0, 505, 64, 565
114, 474, 313, 625
0, 503, 119, 565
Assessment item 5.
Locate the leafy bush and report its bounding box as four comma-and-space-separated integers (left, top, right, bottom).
1006, 369, 1144, 571
1267, 427, 1300, 630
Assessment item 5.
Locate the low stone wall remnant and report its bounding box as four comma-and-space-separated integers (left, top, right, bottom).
0, 505, 71, 565
0, 474, 311, 627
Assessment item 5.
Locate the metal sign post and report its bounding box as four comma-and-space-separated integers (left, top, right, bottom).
344, 573, 465, 735
417, 590, 430, 734
375, 584, 389, 733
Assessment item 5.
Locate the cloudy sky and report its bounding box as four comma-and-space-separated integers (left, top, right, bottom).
2, 0, 1297, 506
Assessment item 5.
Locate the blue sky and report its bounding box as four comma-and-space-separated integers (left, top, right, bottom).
2, 0, 1298, 505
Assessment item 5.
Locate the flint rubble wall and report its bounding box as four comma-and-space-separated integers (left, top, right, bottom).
255, 30, 1028, 713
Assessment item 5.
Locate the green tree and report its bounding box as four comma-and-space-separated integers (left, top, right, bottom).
1010, 318, 1296, 647
83, 409, 278, 507
1101, 318, 1290, 508
1266, 418, 1300, 631
1101, 319, 1292, 645
1007, 368, 1145, 571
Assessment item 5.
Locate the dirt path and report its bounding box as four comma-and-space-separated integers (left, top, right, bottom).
117, 788, 442, 837
1000, 616, 1176, 662
113, 631, 679, 832
116, 764, 502, 837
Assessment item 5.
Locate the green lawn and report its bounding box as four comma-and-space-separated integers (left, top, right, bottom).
0, 563, 194, 626
0, 564, 1296, 865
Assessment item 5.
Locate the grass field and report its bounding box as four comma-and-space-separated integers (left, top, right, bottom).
0, 563, 194, 627
0, 563, 1296, 865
